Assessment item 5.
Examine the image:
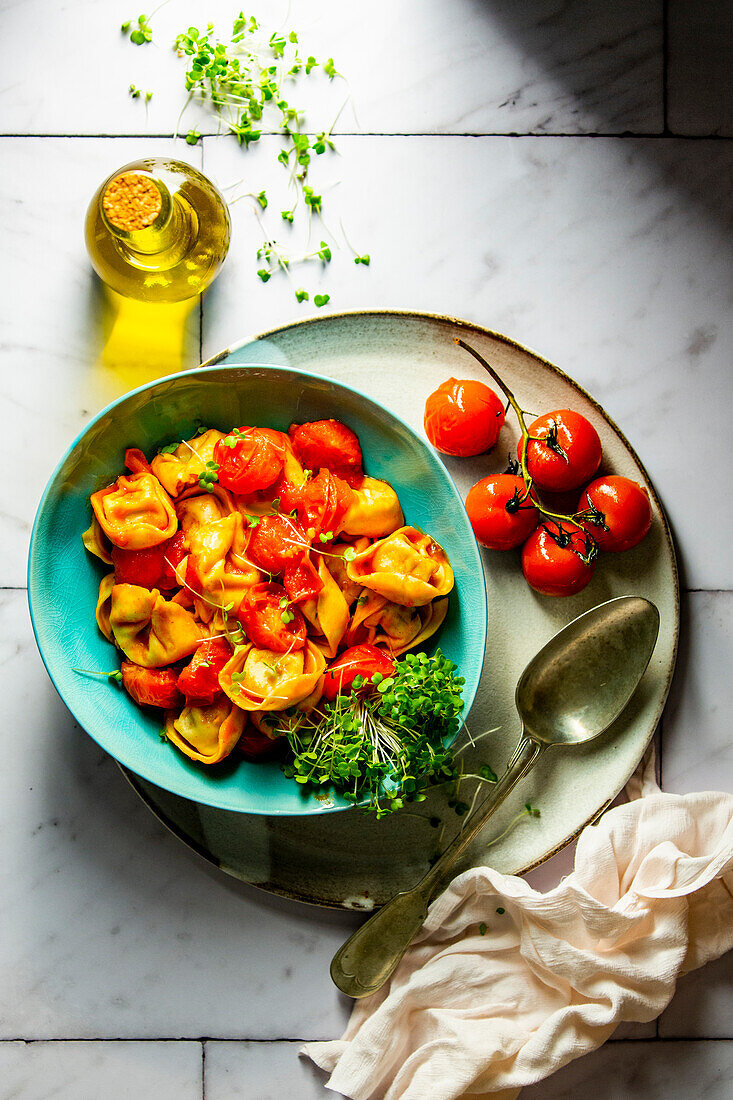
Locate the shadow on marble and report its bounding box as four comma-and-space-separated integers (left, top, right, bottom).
668, 0, 733, 135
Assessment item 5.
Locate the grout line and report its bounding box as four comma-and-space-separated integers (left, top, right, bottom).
201, 1042, 206, 1100
0, 131, 731, 141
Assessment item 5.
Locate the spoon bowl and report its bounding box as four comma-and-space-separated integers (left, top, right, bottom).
518, 596, 660, 747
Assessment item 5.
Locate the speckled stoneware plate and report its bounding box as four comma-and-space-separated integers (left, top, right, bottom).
122, 310, 679, 910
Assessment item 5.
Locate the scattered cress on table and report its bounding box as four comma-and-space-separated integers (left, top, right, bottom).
424, 340, 652, 596
82, 417, 465, 811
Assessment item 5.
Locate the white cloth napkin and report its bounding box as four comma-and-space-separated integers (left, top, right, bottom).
302, 754, 733, 1100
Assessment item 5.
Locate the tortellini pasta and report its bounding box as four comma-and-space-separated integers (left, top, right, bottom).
95, 573, 116, 642
346, 526, 454, 607
109, 583, 203, 667
340, 477, 404, 538
151, 429, 224, 498
348, 590, 449, 656
219, 641, 325, 712
91, 472, 177, 550
82, 517, 113, 564
183, 511, 260, 620
165, 697, 246, 765
301, 558, 350, 658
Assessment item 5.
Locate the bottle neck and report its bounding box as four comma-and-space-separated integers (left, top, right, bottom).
102, 174, 185, 254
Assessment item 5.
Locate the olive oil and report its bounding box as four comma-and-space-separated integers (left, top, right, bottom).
85, 158, 231, 303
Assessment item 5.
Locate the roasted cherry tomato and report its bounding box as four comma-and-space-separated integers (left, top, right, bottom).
247, 513, 307, 574
296, 469, 353, 539
213, 427, 284, 495
578, 475, 652, 553
236, 726, 286, 760
521, 521, 596, 596
289, 419, 364, 487
282, 554, 324, 603
124, 447, 153, 476
322, 644, 396, 701
465, 474, 540, 550
520, 410, 602, 492
112, 530, 186, 590
236, 582, 307, 652
424, 378, 505, 457
121, 662, 182, 708
176, 637, 233, 705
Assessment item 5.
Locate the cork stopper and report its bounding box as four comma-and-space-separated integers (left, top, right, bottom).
102, 172, 163, 232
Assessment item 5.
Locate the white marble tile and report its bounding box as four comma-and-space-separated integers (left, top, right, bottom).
662, 592, 733, 796
0, 1041, 202, 1100
206, 1041, 335, 1100
203, 133, 733, 590
520, 1040, 733, 1099
0, 589, 357, 1039
0, 0, 662, 136
668, 0, 733, 135
660, 950, 733, 1039
0, 137, 201, 588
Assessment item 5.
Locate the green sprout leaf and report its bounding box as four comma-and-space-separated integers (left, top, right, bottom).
185, 128, 201, 145
314, 293, 330, 308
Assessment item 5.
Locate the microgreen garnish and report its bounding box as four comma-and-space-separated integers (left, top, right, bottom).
256, 190, 268, 210
314, 294, 330, 308
496, 907, 505, 915
245, 514, 260, 528
295, 288, 309, 303
479, 922, 487, 935
276, 651, 465, 816
158, 441, 180, 455
281, 209, 294, 223
124, 13, 153, 45
72, 668, 123, 684
198, 459, 219, 492
129, 84, 141, 99
319, 530, 334, 543
342, 546, 357, 561
185, 128, 201, 145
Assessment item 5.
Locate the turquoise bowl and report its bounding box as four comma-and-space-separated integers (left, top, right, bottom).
28, 364, 487, 815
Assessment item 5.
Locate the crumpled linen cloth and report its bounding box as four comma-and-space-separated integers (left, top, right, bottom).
302, 754, 733, 1100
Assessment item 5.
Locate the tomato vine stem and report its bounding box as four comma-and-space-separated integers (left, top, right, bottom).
453, 337, 598, 562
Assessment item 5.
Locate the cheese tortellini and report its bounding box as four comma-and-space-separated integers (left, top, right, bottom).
109, 583, 203, 667
91, 472, 177, 550
346, 526, 454, 607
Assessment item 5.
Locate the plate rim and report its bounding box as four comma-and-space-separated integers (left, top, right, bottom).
120, 309, 680, 904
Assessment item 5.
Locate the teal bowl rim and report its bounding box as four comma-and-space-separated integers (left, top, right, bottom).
27, 361, 487, 815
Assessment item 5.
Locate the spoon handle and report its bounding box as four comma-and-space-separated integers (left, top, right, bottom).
330, 733, 543, 999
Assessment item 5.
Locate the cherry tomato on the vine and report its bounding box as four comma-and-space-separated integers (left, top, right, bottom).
177, 637, 233, 705
465, 474, 540, 550
520, 409, 602, 492
578, 475, 652, 553
236, 582, 307, 652
322, 644, 396, 701
289, 419, 364, 487
121, 662, 182, 708
521, 521, 596, 597
213, 427, 283, 495
424, 378, 506, 457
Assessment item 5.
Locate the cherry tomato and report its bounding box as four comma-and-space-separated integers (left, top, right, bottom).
247, 513, 307, 574
289, 420, 364, 487
236, 582, 307, 652
465, 475, 540, 550
121, 662, 182, 708
112, 530, 186, 590
322, 644, 396, 701
282, 554, 324, 603
424, 378, 506, 457
578, 475, 652, 553
520, 410, 602, 492
124, 447, 153, 476
213, 427, 283, 495
521, 521, 596, 597
236, 726, 286, 760
176, 637, 233, 705
296, 469, 353, 539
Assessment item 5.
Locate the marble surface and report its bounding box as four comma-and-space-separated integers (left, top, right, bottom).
1, 0, 731, 1097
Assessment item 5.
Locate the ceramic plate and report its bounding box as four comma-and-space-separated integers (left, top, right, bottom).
122, 310, 679, 909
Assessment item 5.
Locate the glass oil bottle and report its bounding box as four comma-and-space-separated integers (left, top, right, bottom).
85, 158, 231, 303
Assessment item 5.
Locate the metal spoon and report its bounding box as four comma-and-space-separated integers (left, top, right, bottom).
331, 595, 660, 998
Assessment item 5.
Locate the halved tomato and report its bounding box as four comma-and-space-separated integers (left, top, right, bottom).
112, 530, 186, 590
236, 582, 307, 652
289, 419, 364, 487
322, 644, 396, 701
247, 513, 308, 574
213, 427, 284, 495
121, 662, 182, 708
176, 637, 233, 704
296, 469, 353, 539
